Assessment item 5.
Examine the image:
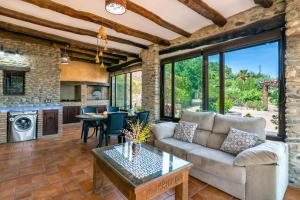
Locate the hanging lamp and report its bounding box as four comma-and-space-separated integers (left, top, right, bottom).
61, 45, 70, 64
105, 0, 127, 15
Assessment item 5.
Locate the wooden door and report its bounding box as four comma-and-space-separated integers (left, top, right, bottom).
43, 110, 58, 135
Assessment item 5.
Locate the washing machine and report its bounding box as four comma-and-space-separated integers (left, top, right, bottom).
8, 111, 37, 142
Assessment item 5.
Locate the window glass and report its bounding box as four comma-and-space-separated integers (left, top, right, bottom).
208, 54, 220, 112
132, 71, 142, 110
163, 64, 172, 117
116, 74, 125, 109
111, 77, 115, 106
126, 73, 131, 109
224, 41, 279, 133
174, 57, 203, 118
4, 71, 25, 95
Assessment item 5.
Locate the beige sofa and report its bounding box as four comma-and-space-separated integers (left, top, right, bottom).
152, 111, 288, 200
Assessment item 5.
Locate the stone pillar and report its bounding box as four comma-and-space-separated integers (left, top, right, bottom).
141, 45, 160, 121
285, 0, 300, 187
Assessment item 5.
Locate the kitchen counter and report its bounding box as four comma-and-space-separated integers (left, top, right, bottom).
0, 105, 63, 112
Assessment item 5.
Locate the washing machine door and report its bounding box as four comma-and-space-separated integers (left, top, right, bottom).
12, 115, 35, 141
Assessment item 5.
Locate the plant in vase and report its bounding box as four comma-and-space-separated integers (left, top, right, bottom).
122, 121, 151, 155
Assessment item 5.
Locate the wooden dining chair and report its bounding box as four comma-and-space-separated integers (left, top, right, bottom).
98, 112, 127, 147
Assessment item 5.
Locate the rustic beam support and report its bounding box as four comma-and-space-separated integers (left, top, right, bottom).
66, 51, 119, 64
0, 6, 148, 49
69, 56, 111, 66
177, 0, 227, 27
126, 1, 191, 37
21, 0, 170, 45
106, 58, 142, 72
53, 44, 127, 61
0, 20, 139, 58
67, 51, 119, 65
254, 0, 273, 8
160, 14, 284, 55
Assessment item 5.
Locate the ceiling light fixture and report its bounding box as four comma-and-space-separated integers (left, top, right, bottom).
105, 0, 127, 15
96, 25, 108, 69
61, 45, 70, 64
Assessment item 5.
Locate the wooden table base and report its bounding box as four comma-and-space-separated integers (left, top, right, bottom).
93, 157, 191, 200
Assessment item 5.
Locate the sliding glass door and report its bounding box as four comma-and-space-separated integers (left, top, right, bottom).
161, 34, 284, 135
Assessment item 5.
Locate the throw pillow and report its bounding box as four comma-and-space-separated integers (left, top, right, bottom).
173, 121, 197, 143
220, 128, 265, 155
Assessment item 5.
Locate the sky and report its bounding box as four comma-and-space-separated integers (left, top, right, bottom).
210, 41, 279, 78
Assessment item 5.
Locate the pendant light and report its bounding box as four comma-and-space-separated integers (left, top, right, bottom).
105, 0, 127, 15
96, 24, 108, 69
61, 45, 70, 64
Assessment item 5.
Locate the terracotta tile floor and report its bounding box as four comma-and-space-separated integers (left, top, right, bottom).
0, 124, 299, 200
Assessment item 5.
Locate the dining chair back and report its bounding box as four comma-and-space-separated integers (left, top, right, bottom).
107, 106, 120, 112
80, 106, 98, 139
81, 106, 97, 114
100, 112, 127, 146
136, 111, 150, 126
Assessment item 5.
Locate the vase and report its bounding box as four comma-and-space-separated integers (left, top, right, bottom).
132, 143, 141, 155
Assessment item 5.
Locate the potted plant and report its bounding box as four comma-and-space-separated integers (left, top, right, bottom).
122, 121, 151, 155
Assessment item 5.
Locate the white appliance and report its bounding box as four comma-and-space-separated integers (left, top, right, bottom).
8, 111, 37, 142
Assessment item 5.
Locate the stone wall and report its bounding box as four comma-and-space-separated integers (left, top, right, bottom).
0, 37, 61, 105
141, 45, 160, 121
0, 112, 7, 144
285, 0, 300, 187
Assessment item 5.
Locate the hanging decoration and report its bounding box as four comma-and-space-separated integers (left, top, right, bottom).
105, 0, 127, 15
61, 45, 70, 64
96, 24, 108, 68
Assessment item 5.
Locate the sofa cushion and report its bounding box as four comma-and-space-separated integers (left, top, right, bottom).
208, 114, 266, 149
154, 138, 204, 160
234, 140, 287, 166
187, 147, 246, 184
152, 122, 177, 140
220, 128, 265, 155
192, 130, 211, 147
181, 111, 216, 131
173, 121, 197, 143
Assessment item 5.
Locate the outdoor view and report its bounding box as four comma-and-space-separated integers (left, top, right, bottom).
163, 41, 280, 133
112, 71, 142, 110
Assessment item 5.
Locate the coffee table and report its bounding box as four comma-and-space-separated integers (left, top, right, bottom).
92, 142, 193, 200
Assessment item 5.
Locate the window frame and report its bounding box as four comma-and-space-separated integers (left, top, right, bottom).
3, 70, 25, 95
110, 71, 142, 110
160, 29, 286, 138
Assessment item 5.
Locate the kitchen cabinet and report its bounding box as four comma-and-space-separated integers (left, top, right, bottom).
63, 106, 81, 124
43, 110, 58, 135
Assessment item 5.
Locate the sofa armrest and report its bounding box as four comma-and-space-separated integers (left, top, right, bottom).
152, 122, 177, 140
234, 140, 287, 167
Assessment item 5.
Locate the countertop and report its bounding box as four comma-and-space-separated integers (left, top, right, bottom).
0, 105, 63, 112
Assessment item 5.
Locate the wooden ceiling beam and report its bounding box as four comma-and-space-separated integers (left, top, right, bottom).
177, 0, 227, 27
66, 51, 117, 64
160, 14, 284, 55
0, 20, 139, 58
21, 0, 170, 45
0, 6, 148, 49
53, 44, 127, 61
254, 0, 273, 8
69, 56, 111, 66
126, 1, 191, 37
106, 58, 142, 72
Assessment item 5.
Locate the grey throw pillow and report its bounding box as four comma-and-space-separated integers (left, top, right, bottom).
173, 121, 197, 143
220, 128, 265, 155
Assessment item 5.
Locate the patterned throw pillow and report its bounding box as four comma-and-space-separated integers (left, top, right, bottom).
220, 128, 265, 155
173, 121, 197, 143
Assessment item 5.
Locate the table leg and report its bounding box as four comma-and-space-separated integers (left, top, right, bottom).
93, 159, 107, 194
83, 121, 89, 143
175, 175, 189, 200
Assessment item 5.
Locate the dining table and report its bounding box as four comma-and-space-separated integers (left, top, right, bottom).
76, 112, 137, 143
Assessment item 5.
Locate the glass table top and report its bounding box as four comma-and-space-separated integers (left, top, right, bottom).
92, 142, 192, 187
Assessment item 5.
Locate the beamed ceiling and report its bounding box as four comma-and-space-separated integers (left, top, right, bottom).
0, 0, 273, 67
